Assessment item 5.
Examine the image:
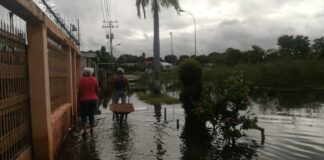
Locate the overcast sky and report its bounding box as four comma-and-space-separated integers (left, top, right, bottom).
52, 0, 324, 57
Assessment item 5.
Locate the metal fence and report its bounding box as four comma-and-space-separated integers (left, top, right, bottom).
33, 0, 80, 46
0, 22, 31, 160
48, 37, 67, 111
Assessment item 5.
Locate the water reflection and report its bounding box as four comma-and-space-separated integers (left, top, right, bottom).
111, 123, 134, 159
248, 89, 324, 160
251, 89, 324, 117
180, 116, 212, 160
253, 89, 324, 109
154, 104, 162, 122
153, 104, 167, 160
180, 115, 258, 160
57, 129, 100, 160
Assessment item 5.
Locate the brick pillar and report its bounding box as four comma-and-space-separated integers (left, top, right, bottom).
27, 23, 54, 160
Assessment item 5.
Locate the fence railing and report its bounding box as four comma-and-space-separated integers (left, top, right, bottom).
48, 37, 67, 111
33, 0, 80, 46
0, 21, 31, 160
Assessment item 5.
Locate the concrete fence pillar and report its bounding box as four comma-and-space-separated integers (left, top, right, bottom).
27, 22, 54, 160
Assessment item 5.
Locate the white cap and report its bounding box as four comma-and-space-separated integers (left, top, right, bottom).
83, 67, 94, 75
117, 67, 124, 74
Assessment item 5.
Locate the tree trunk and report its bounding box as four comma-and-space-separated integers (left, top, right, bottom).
153, 1, 161, 94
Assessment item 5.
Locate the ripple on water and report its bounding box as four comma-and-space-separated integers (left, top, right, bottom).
245, 113, 324, 160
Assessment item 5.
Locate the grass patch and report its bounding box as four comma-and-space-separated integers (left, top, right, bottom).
130, 82, 149, 91
137, 93, 180, 105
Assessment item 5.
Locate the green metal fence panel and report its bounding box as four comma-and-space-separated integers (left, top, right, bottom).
0, 21, 31, 160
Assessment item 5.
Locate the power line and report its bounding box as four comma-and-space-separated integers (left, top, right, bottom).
99, 0, 106, 23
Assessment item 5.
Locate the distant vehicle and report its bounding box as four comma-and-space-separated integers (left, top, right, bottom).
160, 62, 174, 71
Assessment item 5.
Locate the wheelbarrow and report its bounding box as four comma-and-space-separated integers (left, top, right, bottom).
109, 96, 134, 126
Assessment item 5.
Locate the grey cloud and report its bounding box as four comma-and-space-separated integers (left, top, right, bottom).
219, 19, 240, 26
315, 13, 324, 18
47, 0, 324, 56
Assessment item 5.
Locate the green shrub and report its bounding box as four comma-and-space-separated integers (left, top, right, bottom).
178, 59, 202, 115
198, 73, 258, 144
203, 59, 324, 89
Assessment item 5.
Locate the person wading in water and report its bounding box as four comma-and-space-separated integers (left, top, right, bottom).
78, 67, 99, 138
112, 67, 130, 120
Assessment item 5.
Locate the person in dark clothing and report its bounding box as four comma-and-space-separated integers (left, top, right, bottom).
111, 67, 131, 121
79, 67, 99, 137
112, 67, 130, 104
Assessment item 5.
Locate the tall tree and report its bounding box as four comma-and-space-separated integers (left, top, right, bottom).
278, 35, 310, 56
164, 54, 177, 64
136, 0, 180, 93
278, 35, 294, 54
224, 48, 243, 66
179, 55, 190, 64
245, 45, 265, 63
312, 37, 324, 54
100, 46, 107, 55
293, 35, 310, 56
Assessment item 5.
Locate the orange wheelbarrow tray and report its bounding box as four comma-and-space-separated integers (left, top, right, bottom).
109, 103, 135, 113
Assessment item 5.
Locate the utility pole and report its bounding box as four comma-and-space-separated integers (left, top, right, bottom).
170, 32, 174, 65
103, 20, 118, 72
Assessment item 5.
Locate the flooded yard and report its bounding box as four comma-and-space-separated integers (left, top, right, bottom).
58, 91, 324, 160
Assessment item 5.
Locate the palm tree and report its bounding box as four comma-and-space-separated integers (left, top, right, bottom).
136, 0, 180, 94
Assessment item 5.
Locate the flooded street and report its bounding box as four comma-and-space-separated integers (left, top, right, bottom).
58, 91, 324, 160
58, 94, 186, 160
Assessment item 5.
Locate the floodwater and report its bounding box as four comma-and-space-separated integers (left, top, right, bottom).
57, 90, 324, 160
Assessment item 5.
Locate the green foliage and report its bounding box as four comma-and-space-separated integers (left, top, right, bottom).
195, 55, 210, 64
197, 73, 257, 143
204, 59, 324, 89
244, 45, 265, 64
136, 0, 180, 18
164, 55, 177, 64
225, 48, 245, 66
130, 81, 149, 91
278, 35, 311, 56
178, 59, 202, 115
277, 35, 294, 53
178, 55, 190, 64
178, 59, 202, 86
312, 37, 324, 55
137, 93, 179, 105
160, 70, 181, 92
117, 54, 143, 63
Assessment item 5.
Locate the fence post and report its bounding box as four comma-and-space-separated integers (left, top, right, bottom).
72, 50, 78, 123
27, 22, 54, 160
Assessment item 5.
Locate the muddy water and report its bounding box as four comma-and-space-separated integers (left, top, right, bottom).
58, 91, 324, 160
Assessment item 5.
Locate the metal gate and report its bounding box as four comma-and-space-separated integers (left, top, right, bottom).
0, 22, 31, 159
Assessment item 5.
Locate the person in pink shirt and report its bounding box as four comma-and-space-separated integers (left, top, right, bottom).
78, 68, 98, 137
